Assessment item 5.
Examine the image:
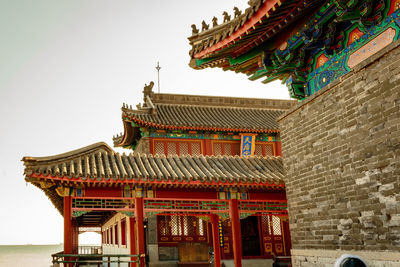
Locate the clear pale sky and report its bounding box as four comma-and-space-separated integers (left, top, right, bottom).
0, 0, 290, 245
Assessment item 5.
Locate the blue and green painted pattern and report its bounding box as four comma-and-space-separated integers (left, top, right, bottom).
146, 129, 278, 142
307, 8, 400, 95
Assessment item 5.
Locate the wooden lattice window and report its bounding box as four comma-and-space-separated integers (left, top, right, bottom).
261, 216, 272, 235
179, 142, 189, 155
214, 143, 222, 156
197, 218, 206, 236
254, 142, 275, 156
272, 216, 282, 235
153, 140, 202, 156
212, 141, 240, 156
191, 142, 201, 155
157, 215, 208, 244
155, 142, 165, 155
262, 215, 283, 235
171, 215, 183, 235
167, 142, 177, 155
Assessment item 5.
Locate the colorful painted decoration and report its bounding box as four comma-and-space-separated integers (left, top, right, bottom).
307, 9, 400, 95
192, 0, 400, 100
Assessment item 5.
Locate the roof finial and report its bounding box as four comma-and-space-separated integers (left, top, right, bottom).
155, 62, 161, 93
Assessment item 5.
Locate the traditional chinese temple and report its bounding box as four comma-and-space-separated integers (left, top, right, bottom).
189, 0, 400, 266
22, 84, 295, 267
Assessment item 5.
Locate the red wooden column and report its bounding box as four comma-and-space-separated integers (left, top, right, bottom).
204, 139, 212, 156
129, 217, 137, 267
229, 199, 242, 267
210, 214, 221, 267
135, 197, 145, 267
64, 196, 73, 266
276, 141, 282, 156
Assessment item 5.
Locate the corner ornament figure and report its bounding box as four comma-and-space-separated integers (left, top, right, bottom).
191, 24, 199, 35
233, 7, 242, 18
202, 20, 209, 31
212, 16, 218, 27
223, 11, 231, 23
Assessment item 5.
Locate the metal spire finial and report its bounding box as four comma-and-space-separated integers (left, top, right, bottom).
156, 62, 161, 93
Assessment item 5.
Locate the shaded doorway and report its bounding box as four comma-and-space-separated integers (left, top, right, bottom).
241, 216, 261, 256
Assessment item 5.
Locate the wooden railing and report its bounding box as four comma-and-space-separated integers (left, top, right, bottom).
78, 245, 102, 255
51, 251, 141, 267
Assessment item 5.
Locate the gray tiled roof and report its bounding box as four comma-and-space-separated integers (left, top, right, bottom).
123, 103, 285, 132
23, 142, 284, 185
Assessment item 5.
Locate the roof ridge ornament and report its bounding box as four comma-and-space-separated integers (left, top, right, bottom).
212, 16, 218, 27
233, 7, 242, 18
222, 11, 231, 23
191, 24, 199, 35
201, 20, 209, 31
143, 81, 154, 104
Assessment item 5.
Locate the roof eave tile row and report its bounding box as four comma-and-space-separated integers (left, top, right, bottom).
121, 103, 284, 133
23, 142, 285, 186
126, 116, 280, 133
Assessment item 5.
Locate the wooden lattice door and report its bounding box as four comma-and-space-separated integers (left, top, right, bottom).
261, 215, 290, 257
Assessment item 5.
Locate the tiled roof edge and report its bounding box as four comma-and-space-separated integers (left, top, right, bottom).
23, 144, 285, 185
22, 142, 114, 165
151, 93, 296, 110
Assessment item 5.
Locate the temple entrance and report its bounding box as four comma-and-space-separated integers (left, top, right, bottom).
241, 216, 261, 257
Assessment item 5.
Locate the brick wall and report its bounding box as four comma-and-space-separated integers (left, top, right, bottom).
279, 41, 400, 266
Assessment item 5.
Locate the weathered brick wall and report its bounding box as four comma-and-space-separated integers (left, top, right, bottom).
279, 41, 400, 265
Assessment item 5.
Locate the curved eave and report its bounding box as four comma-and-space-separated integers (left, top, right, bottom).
115, 120, 139, 147
125, 117, 280, 134
22, 142, 114, 165
27, 173, 286, 189
193, 0, 282, 59
192, 0, 325, 70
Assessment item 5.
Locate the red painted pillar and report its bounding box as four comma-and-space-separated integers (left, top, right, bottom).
129, 217, 137, 267
135, 197, 145, 267
75, 222, 79, 254
229, 199, 242, 267
276, 141, 282, 156
204, 139, 212, 156
64, 196, 73, 266
210, 214, 221, 267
